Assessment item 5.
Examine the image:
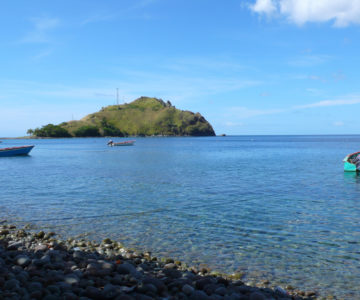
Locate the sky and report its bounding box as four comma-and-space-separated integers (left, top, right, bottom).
0, 0, 360, 136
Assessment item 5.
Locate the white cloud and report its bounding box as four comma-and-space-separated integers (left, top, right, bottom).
20, 17, 60, 43
250, 0, 277, 15
295, 98, 360, 109
333, 121, 344, 126
226, 106, 285, 119
223, 96, 360, 121
250, 0, 360, 27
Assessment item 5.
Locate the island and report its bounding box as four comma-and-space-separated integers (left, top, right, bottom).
28, 97, 216, 137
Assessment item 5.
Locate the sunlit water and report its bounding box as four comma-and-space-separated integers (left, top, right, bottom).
1, 136, 360, 298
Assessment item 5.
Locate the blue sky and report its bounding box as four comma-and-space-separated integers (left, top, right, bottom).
1, 0, 360, 136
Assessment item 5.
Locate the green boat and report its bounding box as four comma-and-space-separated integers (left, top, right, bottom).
343, 151, 360, 172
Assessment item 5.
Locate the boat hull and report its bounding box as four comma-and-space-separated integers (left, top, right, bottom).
344, 160, 357, 172
343, 152, 360, 172
110, 141, 135, 146
0, 145, 34, 157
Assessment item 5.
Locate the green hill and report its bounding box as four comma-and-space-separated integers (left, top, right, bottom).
30, 97, 216, 137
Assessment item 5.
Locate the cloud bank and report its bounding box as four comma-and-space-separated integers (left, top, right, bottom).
250, 0, 360, 27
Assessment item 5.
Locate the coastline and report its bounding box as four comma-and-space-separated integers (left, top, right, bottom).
0, 223, 315, 300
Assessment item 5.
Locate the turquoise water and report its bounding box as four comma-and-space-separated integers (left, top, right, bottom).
1, 136, 360, 298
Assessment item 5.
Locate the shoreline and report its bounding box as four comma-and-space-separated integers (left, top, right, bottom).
0, 223, 316, 300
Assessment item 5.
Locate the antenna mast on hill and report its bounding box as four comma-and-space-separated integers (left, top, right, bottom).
116, 88, 119, 105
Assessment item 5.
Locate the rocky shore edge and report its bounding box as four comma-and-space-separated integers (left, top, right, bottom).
0, 224, 317, 300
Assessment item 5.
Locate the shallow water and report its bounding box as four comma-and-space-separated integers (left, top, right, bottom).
1, 136, 360, 298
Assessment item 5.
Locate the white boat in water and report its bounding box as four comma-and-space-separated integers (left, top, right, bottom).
107, 140, 135, 147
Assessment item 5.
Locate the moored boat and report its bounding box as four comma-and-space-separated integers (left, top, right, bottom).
0, 145, 34, 157
343, 151, 360, 172
108, 140, 135, 147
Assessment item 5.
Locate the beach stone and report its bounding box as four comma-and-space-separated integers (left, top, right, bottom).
15, 255, 31, 267
143, 277, 166, 294
63, 292, 78, 300
182, 284, 194, 295
103, 283, 118, 298
73, 251, 85, 259
196, 277, 215, 290
144, 283, 158, 294
117, 262, 136, 275
85, 286, 103, 299
235, 285, 253, 294
16, 272, 29, 284
35, 244, 49, 252
164, 262, 176, 269
11, 265, 23, 274
227, 292, 244, 300
189, 290, 209, 300
115, 295, 135, 300
16, 229, 27, 237
215, 286, 228, 296
203, 283, 218, 295
7, 241, 23, 250
0, 229, 9, 235
217, 277, 230, 286
274, 286, 288, 296
28, 281, 43, 292
249, 291, 266, 300
65, 275, 80, 285
47, 284, 61, 295
43, 295, 60, 300
4, 278, 20, 290
57, 282, 72, 292
164, 268, 182, 279
101, 261, 115, 271
36, 231, 45, 239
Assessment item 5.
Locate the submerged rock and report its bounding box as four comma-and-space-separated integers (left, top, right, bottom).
0, 225, 315, 300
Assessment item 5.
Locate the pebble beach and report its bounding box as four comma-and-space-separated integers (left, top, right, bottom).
0, 223, 318, 300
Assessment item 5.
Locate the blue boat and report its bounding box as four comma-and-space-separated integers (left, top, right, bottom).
343, 151, 360, 172
0, 145, 34, 157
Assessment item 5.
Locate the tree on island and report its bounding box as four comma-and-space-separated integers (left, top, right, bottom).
31, 124, 72, 138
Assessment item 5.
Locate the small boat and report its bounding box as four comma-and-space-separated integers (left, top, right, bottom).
0, 145, 35, 157
108, 140, 135, 147
343, 151, 360, 172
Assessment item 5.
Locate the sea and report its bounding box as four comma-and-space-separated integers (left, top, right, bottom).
1, 135, 360, 298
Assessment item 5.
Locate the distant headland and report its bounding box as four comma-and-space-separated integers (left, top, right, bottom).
27, 97, 216, 137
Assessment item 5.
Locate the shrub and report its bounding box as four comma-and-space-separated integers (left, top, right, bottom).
74, 125, 100, 137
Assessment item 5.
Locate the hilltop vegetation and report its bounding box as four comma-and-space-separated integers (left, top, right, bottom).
29, 97, 216, 137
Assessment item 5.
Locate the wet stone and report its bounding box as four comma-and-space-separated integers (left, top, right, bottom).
215, 286, 228, 296
7, 241, 23, 250
117, 262, 137, 275
190, 290, 209, 300
30, 290, 43, 299
28, 281, 43, 292
15, 255, 31, 267
196, 277, 216, 290
64, 275, 80, 285
43, 295, 60, 300
4, 279, 20, 290
182, 284, 194, 295
35, 244, 49, 252
250, 291, 266, 300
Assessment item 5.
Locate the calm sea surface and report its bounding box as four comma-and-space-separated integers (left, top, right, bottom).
1, 136, 360, 298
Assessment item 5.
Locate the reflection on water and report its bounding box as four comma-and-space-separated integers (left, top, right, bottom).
1, 136, 360, 298
343, 171, 360, 182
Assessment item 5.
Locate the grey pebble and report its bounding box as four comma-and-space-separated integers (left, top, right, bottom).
4, 279, 20, 291
182, 284, 194, 295
15, 255, 31, 267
